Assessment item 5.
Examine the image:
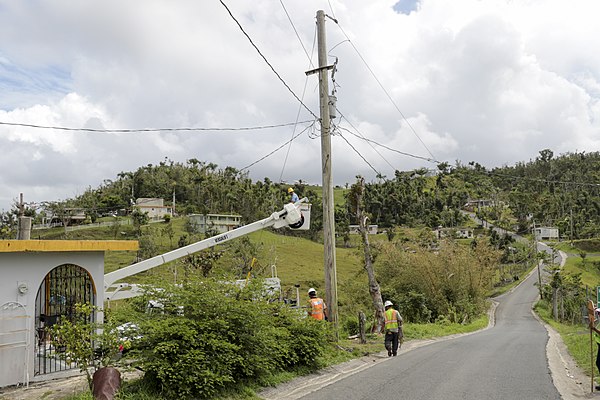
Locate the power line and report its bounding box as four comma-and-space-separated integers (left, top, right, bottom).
336, 124, 440, 165
240, 121, 315, 172
336, 129, 381, 177
336, 108, 397, 172
0, 120, 314, 133
329, 16, 437, 161
483, 170, 600, 188
279, 0, 314, 68
279, 25, 318, 183
218, 0, 319, 120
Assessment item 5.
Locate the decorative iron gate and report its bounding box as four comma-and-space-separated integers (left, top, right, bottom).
34, 264, 96, 376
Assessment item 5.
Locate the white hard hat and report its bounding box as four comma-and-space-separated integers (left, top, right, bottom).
384, 300, 393, 307
308, 288, 316, 295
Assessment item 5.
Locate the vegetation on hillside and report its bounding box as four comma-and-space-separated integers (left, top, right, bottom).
5, 148, 600, 396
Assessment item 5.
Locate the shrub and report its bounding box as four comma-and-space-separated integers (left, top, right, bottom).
131, 278, 331, 399
49, 303, 122, 391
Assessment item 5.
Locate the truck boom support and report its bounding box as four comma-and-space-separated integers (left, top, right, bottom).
104, 199, 307, 290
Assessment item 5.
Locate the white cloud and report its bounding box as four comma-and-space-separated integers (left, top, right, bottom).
0, 0, 600, 210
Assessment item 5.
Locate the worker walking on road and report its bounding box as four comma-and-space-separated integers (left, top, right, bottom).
307, 288, 327, 321
288, 187, 299, 203
384, 300, 403, 357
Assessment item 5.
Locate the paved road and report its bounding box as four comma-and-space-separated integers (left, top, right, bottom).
296, 268, 561, 400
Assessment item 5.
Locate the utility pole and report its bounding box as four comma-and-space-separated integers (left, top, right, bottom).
314, 10, 338, 330
172, 184, 176, 217
17, 193, 32, 240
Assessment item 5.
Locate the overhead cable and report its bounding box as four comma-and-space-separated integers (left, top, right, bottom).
329, 17, 437, 161
218, 0, 319, 120
279, 0, 314, 67
336, 108, 397, 171
0, 120, 314, 133
336, 125, 440, 165
335, 129, 382, 177
240, 121, 315, 172
484, 170, 600, 188
279, 24, 318, 182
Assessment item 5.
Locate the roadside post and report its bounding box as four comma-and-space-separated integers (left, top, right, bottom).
588, 299, 596, 392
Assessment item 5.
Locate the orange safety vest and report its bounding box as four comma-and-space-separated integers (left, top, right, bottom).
308, 297, 325, 320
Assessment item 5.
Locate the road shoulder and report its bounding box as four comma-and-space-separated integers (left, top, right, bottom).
538, 312, 593, 399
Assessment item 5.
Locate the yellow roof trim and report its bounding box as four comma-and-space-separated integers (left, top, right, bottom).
0, 240, 139, 253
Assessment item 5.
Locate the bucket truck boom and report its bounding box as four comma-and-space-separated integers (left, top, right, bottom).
104, 199, 310, 299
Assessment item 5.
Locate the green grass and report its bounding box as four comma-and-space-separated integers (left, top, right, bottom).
533, 239, 600, 384
334, 187, 349, 206
534, 301, 595, 377
405, 314, 489, 339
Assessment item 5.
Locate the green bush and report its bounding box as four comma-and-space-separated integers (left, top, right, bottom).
130, 278, 330, 399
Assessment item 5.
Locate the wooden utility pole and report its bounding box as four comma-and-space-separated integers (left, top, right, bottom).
316, 10, 338, 330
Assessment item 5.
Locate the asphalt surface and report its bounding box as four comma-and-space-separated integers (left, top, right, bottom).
261, 249, 593, 400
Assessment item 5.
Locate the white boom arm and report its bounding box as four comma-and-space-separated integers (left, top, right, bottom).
104, 199, 307, 291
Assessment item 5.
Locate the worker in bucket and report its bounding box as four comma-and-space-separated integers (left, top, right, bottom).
288, 187, 299, 203
307, 288, 327, 321
384, 300, 403, 357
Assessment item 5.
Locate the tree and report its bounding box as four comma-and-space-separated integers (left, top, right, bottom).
0, 211, 16, 239
181, 250, 224, 278
50, 303, 122, 392
349, 176, 385, 333
162, 222, 175, 247
131, 209, 149, 236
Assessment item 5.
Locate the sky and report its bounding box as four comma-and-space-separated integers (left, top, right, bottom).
1, 0, 600, 212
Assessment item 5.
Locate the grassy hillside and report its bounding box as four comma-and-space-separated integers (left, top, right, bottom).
554, 241, 600, 289
35, 217, 370, 315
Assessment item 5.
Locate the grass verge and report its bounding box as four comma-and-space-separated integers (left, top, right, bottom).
534, 301, 594, 377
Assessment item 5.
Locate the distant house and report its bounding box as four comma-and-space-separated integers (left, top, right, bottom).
348, 225, 378, 235
48, 208, 87, 227
533, 227, 559, 241
463, 199, 494, 212
135, 198, 172, 220
434, 227, 474, 239
188, 214, 242, 234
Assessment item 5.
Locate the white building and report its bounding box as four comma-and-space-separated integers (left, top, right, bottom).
188, 214, 242, 234
0, 239, 137, 388
135, 198, 172, 220
348, 225, 378, 235
533, 227, 559, 241
434, 227, 474, 239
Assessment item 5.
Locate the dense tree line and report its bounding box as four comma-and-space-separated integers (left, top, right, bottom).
354, 150, 600, 240
2, 149, 597, 238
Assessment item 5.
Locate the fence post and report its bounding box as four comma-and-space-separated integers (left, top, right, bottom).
358, 311, 366, 344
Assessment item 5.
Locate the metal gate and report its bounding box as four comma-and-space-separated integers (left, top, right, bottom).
34, 264, 96, 376
0, 302, 29, 387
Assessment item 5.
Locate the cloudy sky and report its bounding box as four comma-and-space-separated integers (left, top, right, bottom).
1, 0, 600, 212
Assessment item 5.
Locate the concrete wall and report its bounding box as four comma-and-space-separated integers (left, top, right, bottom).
0, 251, 105, 387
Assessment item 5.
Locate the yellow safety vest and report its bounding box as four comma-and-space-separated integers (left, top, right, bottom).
308, 297, 325, 320
385, 308, 399, 330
